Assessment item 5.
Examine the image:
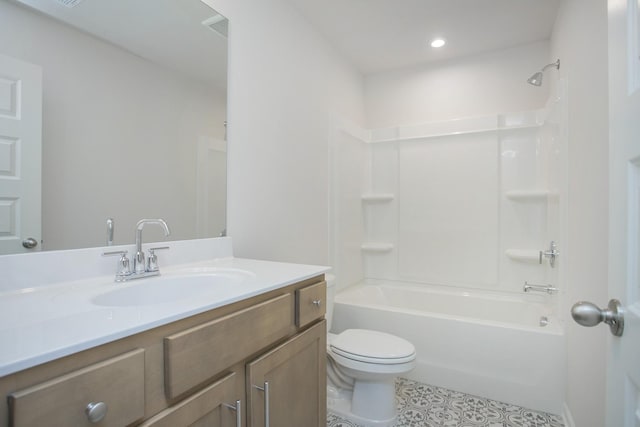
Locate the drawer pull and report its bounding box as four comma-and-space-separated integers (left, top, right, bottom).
312, 300, 322, 307
85, 401, 108, 423
224, 400, 242, 427
253, 381, 270, 427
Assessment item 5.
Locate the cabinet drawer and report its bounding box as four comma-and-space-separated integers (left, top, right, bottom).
8, 349, 145, 427
141, 372, 238, 427
165, 293, 294, 399
295, 281, 326, 328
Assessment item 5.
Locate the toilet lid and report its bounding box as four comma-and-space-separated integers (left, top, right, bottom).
330, 329, 416, 364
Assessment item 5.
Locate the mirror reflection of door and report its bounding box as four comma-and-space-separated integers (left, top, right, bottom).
0, 53, 42, 254
197, 137, 227, 238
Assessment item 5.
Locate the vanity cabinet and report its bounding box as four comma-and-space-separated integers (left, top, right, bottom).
0, 276, 326, 427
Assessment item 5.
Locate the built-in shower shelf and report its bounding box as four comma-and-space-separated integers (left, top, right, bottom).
505, 249, 539, 263
361, 193, 394, 203
505, 190, 555, 201
361, 243, 394, 253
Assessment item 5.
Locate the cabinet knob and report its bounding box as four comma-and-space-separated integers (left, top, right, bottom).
312, 299, 322, 307
85, 401, 108, 423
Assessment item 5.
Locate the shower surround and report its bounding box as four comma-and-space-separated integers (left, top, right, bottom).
330, 93, 567, 415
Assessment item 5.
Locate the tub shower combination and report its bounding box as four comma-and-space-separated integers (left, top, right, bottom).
330, 98, 566, 415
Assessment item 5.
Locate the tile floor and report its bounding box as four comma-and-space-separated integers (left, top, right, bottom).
327, 378, 565, 427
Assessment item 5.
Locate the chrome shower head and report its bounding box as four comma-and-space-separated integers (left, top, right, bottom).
527, 59, 560, 86
527, 71, 544, 86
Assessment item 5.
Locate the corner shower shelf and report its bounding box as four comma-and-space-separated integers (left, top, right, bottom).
361, 193, 394, 203
505, 190, 554, 201
361, 243, 394, 253
505, 249, 539, 263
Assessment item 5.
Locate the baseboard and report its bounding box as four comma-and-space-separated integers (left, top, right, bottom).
562, 403, 575, 427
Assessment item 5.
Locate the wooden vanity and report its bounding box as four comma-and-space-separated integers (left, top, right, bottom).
0, 275, 327, 427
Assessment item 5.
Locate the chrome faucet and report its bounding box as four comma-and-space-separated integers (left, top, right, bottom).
102, 218, 171, 282
523, 281, 558, 294
134, 219, 171, 273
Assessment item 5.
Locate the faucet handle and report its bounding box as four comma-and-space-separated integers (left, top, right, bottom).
147, 246, 170, 272
102, 250, 131, 280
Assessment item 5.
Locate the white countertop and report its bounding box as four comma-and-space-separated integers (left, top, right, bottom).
0, 255, 329, 377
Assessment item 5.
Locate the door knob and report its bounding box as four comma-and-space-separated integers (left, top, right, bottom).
571, 299, 624, 336
22, 238, 38, 249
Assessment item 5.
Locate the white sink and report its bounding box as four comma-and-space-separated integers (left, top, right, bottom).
91, 272, 250, 307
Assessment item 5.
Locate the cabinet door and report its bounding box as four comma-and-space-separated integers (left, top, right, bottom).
246, 320, 326, 427
141, 371, 241, 427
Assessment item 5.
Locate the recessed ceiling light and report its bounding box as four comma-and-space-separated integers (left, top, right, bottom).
430, 38, 446, 48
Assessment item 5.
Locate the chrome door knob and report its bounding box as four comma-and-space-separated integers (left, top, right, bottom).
22, 238, 38, 249
571, 299, 624, 337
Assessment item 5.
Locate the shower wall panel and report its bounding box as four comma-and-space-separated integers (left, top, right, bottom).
397, 134, 499, 288
330, 126, 369, 291
332, 109, 563, 296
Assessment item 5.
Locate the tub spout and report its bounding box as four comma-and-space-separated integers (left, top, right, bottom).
523, 282, 558, 294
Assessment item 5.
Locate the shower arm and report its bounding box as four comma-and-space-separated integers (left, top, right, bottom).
541, 59, 560, 72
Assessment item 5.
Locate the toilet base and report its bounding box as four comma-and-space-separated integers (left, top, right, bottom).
328, 385, 397, 427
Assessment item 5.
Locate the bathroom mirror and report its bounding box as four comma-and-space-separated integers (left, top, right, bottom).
0, 0, 228, 254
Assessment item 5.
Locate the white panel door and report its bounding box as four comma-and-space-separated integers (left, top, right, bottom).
606, 0, 640, 425
0, 54, 42, 254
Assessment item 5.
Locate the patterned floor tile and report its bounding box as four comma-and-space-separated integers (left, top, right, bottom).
327, 379, 564, 427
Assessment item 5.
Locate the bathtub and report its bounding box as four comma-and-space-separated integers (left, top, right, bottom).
331, 280, 565, 415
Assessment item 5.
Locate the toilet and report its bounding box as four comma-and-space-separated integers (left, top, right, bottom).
325, 276, 416, 427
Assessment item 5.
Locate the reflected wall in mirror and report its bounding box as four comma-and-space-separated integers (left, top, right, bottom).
0, 0, 228, 254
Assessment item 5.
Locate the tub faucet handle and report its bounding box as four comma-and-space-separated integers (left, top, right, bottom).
539, 241, 559, 268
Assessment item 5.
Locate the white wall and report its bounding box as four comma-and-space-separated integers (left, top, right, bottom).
203, 0, 365, 266
0, 1, 227, 250
365, 41, 550, 128
550, 0, 609, 425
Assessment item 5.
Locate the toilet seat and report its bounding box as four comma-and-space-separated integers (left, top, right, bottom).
329, 329, 416, 365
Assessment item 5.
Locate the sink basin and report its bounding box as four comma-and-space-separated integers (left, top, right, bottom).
91, 273, 248, 307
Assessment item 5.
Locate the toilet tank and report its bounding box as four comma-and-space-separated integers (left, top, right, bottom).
325, 274, 336, 332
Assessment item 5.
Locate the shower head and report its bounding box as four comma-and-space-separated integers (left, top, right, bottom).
527, 59, 560, 86
527, 71, 544, 86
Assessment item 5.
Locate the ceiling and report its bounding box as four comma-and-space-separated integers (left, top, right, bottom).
13, 0, 560, 87
12, 0, 228, 92
285, 0, 562, 74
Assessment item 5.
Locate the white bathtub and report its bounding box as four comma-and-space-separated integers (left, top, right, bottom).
331, 280, 565, 415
